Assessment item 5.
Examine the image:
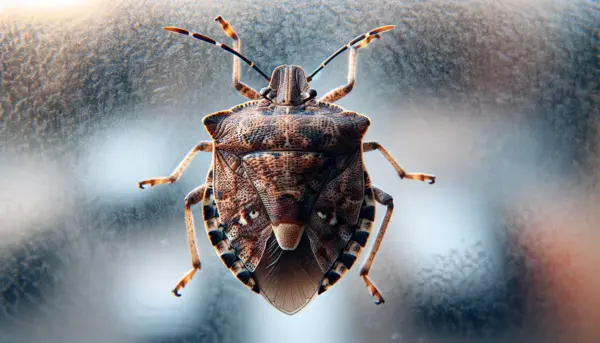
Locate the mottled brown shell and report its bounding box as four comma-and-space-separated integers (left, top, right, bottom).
202, 100, 373, 314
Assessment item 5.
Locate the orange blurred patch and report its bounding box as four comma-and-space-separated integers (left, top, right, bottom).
512, 198, 600, 343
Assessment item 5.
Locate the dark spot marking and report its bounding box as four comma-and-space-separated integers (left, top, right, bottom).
208, 229, 223, 245
203, 205, 219, 218
237, 270, 252, 284
220, 251, 237, 268
322, 232, 336, 243
316, 246, 329, 259
327, 270, 341, 285
359, 206, 375, 221
340, 252, 357, 269
354, 231, 370, 247
318, 279, 329, 294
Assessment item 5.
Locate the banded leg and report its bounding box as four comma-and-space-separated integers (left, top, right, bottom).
318, 27, 391, 103
363, 141, 436, 184
215, 16, 261, 100
203, 184, 260, 293
172, 184, 206, 297
359, 185, 393, 304
138, 141, 213, 189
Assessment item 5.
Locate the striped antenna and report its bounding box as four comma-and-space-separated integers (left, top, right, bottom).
164, 26, 271, 82
306, 25, 395, 82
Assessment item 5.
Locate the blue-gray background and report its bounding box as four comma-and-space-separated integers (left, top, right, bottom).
1, 0, 599, 342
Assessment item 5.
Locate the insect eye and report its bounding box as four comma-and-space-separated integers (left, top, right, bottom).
249, 210, 259, 219
301, 88, 317, 104
259, 87, 271, 97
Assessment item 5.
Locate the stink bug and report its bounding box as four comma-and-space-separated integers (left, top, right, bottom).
138, 16, 436, 315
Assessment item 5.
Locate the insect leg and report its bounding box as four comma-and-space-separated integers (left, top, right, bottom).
318, 27, 391, 103
138, 141, 213, 189
318, 46, 358, 103
362, 141, 436, 184
215, 16, 261, 100
172, 184, 207, 297
359, 185, 393, 305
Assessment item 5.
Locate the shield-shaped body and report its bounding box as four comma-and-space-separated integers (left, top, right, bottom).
139, 19, 435, 314
201, 99, 375, 314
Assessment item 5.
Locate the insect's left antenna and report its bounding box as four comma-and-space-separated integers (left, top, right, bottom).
164, 27, 271, 82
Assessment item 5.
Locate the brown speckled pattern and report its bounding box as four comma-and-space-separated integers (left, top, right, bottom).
137, 61, 433, 312
242, 151, 331, 225
318, 172, 375, 295
203, 101, 370, 154
307, 152, 365, 269
212, 153, 272, 273
202, 170, 261, 293
201, 100, 374, 313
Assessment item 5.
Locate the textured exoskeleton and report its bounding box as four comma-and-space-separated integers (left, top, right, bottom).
138, 16, 435, 315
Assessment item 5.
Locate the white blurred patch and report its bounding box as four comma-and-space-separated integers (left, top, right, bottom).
0, 158, 73, 247
392, 186, 503, 297
80, 114, 208, 202
111, 237, 208, 337
82, 126, 167, 200
0, 0, 90, 11
399, 188, 493, 255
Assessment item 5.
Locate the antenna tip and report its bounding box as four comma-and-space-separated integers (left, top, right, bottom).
380, 25, 396, 32
164, 27, 190, 35
214, 15, 223, 21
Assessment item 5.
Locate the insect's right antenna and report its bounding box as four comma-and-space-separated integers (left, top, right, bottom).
164, 27, 271, 82
306, 25, 395, 82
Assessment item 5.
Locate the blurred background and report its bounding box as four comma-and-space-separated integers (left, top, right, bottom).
1, 0, 599, 342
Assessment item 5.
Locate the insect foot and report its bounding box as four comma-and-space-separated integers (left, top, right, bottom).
401, 172, 436, 184
171, 265, 200, 297
360, 271, 385, 305
137, 176, 175, 189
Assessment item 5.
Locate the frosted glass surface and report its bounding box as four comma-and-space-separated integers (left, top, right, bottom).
1, 1, 599, 342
